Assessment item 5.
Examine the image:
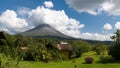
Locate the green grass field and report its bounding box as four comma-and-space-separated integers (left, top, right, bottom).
18, 51, 120, 68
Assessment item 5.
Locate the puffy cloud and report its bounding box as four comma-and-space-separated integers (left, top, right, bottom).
65, 0, 120, 16
28, 6, 84, 38
66, 0, 105, 15
103, 23, 112, 30
115, 22, 120, 29
100, 2, 114, 11
0, 10, 31, 33
107, 0, 120, 15
27, 6, 112, 41
0, 6, 84, 38
0, 1, 113, 41
44, 1, 54, 8
0, 6, 112, 41
80, 32, 112, 41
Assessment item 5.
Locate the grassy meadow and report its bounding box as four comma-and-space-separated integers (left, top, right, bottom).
18, 51, 120, 68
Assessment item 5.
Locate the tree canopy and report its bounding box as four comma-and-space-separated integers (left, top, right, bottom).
109, 30, 120, 60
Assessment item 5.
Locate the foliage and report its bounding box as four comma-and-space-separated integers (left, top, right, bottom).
0, 31, 16, 46
98, 56, 115, 63
93, 44, 108, 55
0, 53, 21, 68
26, 43, 46, 61
34, 38, 59, 45
14, 34, 33, 47
0, 33, 24, 67
18, 51, 120, 68
71, 40, 91, 58
46, 43, 62, 60
4, 32, 16, 46
109, 30, 120, 60
25, 43, 62, 62
0, 39, 8, 46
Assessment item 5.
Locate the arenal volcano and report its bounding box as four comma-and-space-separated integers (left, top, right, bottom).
20, 24, 73, 39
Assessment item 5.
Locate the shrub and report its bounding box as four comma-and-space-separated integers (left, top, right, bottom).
93, 44, 108, 55
85, 57, 93, 64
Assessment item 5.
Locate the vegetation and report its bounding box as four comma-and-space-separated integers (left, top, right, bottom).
85, 57, 94, 64
109, 30, 120, 60
93, 44, 108, 55
1, 31, 120, 68
71, 41, 91, 58
18, 51, 120, 68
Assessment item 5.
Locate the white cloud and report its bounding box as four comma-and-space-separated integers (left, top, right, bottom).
0, 6, 84, 37
100, 2, 114, 11
28, 6, 84, 38
0, 10, 31, 33
65, 0, 120, 16
44, 1, 54, 8
66, 0, 105, 15
115, 22, 120, 30
27, 6, 112, 41
80, 32, 112, 41
103, 23, 112, 30
0, 2, 113, 41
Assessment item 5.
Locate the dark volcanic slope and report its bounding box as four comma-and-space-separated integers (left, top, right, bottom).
20, 24, 72, 39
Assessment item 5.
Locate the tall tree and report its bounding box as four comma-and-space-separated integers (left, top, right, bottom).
71, 40, 91, 58
109, 30, 120, 60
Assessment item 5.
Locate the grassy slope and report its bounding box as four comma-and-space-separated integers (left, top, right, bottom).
18, 51, 120, 68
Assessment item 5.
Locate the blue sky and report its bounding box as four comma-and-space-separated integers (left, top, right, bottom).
0, 0, 120, 41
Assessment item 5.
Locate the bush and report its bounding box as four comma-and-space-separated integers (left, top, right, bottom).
85, 57, 94, 64
93, 44, 108, 55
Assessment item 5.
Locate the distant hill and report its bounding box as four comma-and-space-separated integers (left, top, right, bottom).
20, 24, 74, 39
82, 39, 113, 45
